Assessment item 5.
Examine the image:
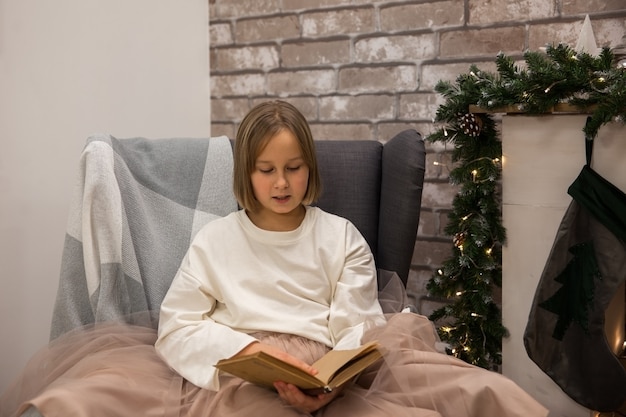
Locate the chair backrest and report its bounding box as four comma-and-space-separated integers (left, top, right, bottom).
50, 129, 425, 339
313, 130, 425, 285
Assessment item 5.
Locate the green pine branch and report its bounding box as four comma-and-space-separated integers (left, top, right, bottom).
426, 43, 626, 369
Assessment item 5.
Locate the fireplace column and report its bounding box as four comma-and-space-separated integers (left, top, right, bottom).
501, 114, 626, 417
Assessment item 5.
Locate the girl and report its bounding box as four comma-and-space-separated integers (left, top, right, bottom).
154, 100, 548, 416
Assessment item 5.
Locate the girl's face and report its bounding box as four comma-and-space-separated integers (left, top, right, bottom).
248, 129, 310, 231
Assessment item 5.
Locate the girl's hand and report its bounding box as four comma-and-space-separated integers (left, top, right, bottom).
273, 381, 343, 413
234, 342, 343, 412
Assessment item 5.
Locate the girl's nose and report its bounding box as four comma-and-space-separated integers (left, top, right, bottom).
275, 172, 288, 188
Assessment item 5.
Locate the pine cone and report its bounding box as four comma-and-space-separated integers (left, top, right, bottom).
453, 232, 467, 249
459, 113, 482, 137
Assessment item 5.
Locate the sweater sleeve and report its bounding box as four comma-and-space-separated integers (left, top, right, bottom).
155, 255, 257, 391
329, 222, 386, 350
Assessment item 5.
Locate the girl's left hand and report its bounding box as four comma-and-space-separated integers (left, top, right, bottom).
273, 381, 343, 413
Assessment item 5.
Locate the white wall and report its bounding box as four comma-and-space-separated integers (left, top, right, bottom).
0, 0, 210, 392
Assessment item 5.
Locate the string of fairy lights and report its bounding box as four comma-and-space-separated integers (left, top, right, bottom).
426, 44, 626, 369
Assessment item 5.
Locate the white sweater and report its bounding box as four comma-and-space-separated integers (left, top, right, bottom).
155, 206, 385, 390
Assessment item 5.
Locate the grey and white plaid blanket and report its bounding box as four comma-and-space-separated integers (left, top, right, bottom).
50, 134, 237, 339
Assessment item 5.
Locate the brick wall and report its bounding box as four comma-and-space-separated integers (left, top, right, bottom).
208, 0, 626, 313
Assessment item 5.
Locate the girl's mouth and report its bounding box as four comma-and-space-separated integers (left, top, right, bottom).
273, 196, 290, 203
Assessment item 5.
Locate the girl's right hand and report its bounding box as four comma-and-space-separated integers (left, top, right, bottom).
233, 342, 342, 412
232, 341, 319, 377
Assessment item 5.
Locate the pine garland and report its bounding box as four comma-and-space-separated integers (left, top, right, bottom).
427, 44, 626, 369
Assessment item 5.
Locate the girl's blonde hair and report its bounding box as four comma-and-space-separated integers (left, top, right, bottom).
233, 100, 322, 212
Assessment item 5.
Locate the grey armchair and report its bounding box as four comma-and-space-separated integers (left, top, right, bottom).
15, 128, 425, 417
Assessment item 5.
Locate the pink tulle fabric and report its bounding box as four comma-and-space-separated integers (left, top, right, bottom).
0, 313, 548, 417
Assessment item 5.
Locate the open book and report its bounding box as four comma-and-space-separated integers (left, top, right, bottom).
215, 340, 382, 395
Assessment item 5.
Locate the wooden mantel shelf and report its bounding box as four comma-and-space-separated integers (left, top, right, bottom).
469, 103, 597, 114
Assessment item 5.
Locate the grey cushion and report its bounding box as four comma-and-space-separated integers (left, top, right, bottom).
315, 140, 382, 258
314, 129, 425, 285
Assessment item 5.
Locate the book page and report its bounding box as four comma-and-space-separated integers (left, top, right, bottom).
312, 341, 380, 384
323, 349, 382, 389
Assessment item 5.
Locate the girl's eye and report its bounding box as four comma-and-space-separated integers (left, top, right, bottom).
287, 166, 301, 171
259, 169, 273, 174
